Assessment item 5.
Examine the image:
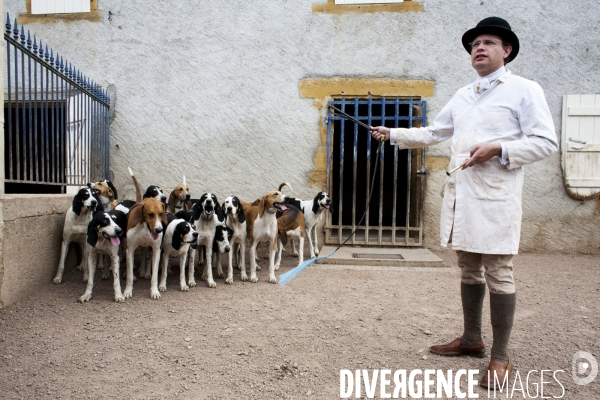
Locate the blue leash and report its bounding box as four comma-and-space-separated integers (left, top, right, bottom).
279, 115, 384, 286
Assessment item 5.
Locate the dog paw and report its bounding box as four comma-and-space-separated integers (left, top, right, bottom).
189, 280, 197, 288
225, 277, 233, 285
200, 274, 207, 281
274, 264, 281, 271
123, 290, 133, 299
150, 289, 161, 300
268, 276, 278, 284
78, 293, 92, 303
250, 276, 258, 283
217, 272, 225, 279
207, 280, 217, 288
102, 271, 111, 280
240, 274, 249, 282
82, 276, 89, 284
256, 265, 262, 271
180, 285, 189, 292
159, 285, 167, 292
292, 252, 299, 258
76, 264, 84, 271
114, 295, 125, 303
52, 277, 62, 284
142, 273, 151, 280
315, 249, 320, 256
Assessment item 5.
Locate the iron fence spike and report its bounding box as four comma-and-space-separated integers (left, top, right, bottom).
5, 13, 10, 35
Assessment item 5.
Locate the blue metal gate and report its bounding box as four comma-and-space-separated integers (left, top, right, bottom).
326, 96, 426, 246
4, 14, 110, 193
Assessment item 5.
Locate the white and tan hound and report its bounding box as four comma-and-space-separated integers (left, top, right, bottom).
284, 192, 333, 258
275, 203, 306, 270
241, 189, 287, 283
124, 168, 167, 299
167, 177, 191, 214
88, 179, 119, 210
53, 187, 100, 284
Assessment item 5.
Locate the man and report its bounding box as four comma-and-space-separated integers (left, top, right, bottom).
370, 17, 558, 388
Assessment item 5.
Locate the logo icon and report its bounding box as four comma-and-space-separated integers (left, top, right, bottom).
572, 351, 598, 385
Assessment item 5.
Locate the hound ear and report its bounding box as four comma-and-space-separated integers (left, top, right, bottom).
106, 180, 118, 200
94, 193, 105, 213
72, 193, 83, 216
235, 198, 246, 224
87, 220, 98, 247
257, 196, 266, 218
171, 224, 182, 251
192, 201, 202, 220
167, 191, 176, 211
161, 203, 168, 226
216, 201, 226, 223
128, 204, 144, 229
312, 197, 319, 215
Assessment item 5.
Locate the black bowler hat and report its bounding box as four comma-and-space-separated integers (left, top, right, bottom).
461, 16, 520, 63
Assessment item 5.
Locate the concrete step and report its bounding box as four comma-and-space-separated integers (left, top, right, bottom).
315, 246, 448, 267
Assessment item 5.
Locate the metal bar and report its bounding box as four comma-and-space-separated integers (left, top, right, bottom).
392, 97, 399, 245
33, 37, 39, 182
326, 104, 333, 244
44, 59, 50, 182
26, 33, 33, 182
6, 30, 13, 181
14, 26, 20, 181
50, 52, 56, 184
338, 98, 346, 245
20, 27, 27, 181
365, 96, 372, 245
351, 97, 358, 245
378, 97, 385, 245
406, 97, 413, 246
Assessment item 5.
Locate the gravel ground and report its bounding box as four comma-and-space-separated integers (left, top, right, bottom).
0, 247, 598, 399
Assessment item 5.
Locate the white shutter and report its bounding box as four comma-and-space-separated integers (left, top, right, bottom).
561, 94, 600, 198
31, 0, 90, 14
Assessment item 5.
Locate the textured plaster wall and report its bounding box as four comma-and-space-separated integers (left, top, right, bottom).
4, 0, 600, 254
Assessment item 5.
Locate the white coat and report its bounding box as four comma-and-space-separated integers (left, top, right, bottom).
390, 70, 558, 254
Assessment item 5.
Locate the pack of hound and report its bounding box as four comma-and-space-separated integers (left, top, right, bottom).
54, 169, 333, 303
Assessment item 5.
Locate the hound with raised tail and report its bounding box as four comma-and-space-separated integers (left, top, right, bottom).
283, 191, 333, 258
167, 176, 191, 214
189, 193, 226, 288
274, 203, 306, 270
241, 189, 288, 283
159, 214, 198, 292
124, 168, 167, 299
222, 196, 246, 284
78, 210, 128, 303
53, 187, 100, 284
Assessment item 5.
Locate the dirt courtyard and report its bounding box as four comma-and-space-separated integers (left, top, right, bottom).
0, 248, 598, 399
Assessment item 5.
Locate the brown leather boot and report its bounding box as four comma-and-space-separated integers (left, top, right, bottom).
430, 337, 486, 357
479, 358, 513, 389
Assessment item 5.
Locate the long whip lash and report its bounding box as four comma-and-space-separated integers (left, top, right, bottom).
279, 105, 384, 286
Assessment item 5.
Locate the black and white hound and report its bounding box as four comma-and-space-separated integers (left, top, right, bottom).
189, 193, 226, 288
222, 196, 246, 284
78, 210, 128, 303
159, 214, 198, 292
284, 192, 333, 258
53, 187, 100, 284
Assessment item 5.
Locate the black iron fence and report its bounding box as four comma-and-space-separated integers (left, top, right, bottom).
4, 14, 110, 193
